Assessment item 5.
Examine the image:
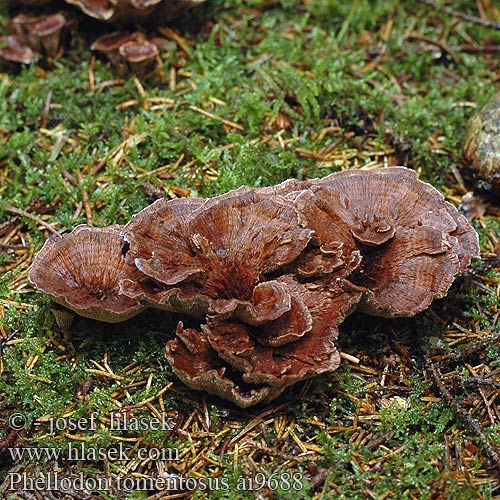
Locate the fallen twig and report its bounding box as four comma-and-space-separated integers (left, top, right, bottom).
3, 205, 61, 237
423, 348, 500, 469
407, 34, 459, 64
415, 0, 500, 30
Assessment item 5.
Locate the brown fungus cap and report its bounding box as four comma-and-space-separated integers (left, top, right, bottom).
91, 31, 140, 52
462, 92, 500, 196
31, 13, 66, 57
0, 36, 36, 64
8, 13, 67, 59
64, 0, 205, 23
305, 167, 480, 317
120, 197, 211, 316
91, 31, 143, 72
118, 39, 159, 74
91, 32, 159, 73
203, 276, 361, 387
29, 225, 146, 323
123, 188, 313, 316
165, 275, 363, 407
122, 197, 204, 292
165, 323, 284, 408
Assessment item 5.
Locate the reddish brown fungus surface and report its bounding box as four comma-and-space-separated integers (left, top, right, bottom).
165, 275, 363, 406
121, 197, 211, 316
64, 0, 205, 23
165, 323, 284, 408
0, 36, 36, 64
300, 167, 480, 317
123, 187, 312, 316
29, 225, 146, 322
3, 12, 68, 62
292, 189, 363, 279
29, 167, 480, 406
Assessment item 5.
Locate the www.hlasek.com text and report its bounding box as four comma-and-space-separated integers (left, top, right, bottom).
9, 443, 179, 462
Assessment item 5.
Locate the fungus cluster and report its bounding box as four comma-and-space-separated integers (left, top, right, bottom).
2, 0, 205, 67
29, 167, 480, 407
91, 31, 161, 75
0, 12, 68, 64
13, 0, 206, 24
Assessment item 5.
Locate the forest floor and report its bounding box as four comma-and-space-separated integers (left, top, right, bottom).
0, 0, 500, 498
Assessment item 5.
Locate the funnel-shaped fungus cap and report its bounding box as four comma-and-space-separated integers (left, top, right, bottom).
29, 225, 146, 323
124, 188, 312, 317
120, 197, 212, 316
165, 323, 285, 408
317, 168, 442, 245
8, 13, 66, 59
64, 0, 205, 23
292, 189, 362, 279
308, 167, 480, 316
91, 31, 142, 72
462, 92, 500, 196
119, 40, 158, 62
31, 13, 66, 57
30, 14, 66, 38
64, 0, 116, 21
119, 39, 158, 74
166, 276, 363, 406
91, 31, 140, 52
205, 276, 362, 386
0, 36, 36, 64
